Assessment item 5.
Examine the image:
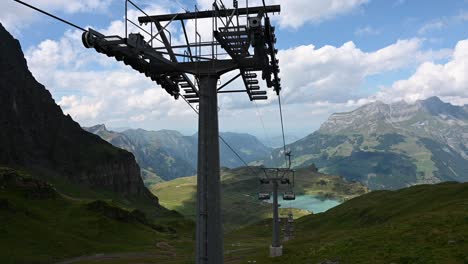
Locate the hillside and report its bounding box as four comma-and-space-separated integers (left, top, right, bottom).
85, 125, 272, 182
0, 167, 194, 264
265, 97, 468, 190
12, 168, 466, 264
228, 181, 468, 263
150, 166, 367, 231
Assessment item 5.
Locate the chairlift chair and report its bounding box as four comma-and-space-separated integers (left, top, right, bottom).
288, 213, 294, 223
283, 191, 296, 200
258, 192, 271, 200
259, 178, 270, 184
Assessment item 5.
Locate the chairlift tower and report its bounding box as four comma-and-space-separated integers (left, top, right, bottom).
283, 212, 294, 241
258, 168, 295, 257
80, 1, 282, 263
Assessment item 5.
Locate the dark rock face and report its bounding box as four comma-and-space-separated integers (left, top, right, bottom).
0, 167, 57, 199
0, 23, 157, 202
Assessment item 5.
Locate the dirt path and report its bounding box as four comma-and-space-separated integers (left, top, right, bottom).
57, 242, 177, 264
56, 252, 161, 264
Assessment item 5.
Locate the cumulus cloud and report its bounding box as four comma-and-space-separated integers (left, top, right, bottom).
19, 0, 465, 134
24, 18, 453, 131
274, 38, 450, 105
0, 0, 112, 33
375, 39, 468, 105
197, 0, 369, 29
273, 0, 369, 29
24, 25, 195, 129
59, 95, 103, 120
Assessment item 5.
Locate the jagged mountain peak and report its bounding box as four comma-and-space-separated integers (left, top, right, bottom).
417, 96, 468, 119
267, 96, 467, 190
85, 124, 109, 133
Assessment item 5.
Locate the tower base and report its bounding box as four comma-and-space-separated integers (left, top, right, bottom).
269, 245, 283, 257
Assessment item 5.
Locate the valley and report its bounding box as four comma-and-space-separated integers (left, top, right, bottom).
150, 166, 367, 231
85, 125, 271, 183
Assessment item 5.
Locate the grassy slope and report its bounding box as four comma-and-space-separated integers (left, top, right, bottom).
150, 166, 367, 231
5, 166, 467, 264
226, 182, 468, 263
0, 167, 195, 264
45, 178, 468, 264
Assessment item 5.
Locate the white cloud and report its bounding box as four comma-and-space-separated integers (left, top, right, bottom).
24, 25, 195, 129
375, 39, 468, 105
418, 20, 445, 35
19, 0, 465, 135
274, 0, 369, 29
197, 0, 369, 29
25, 16, 453, 131
0, 0, 113, 33
274, 38, 449, 105
59, 95, 103, 120
355, 25, 380, 36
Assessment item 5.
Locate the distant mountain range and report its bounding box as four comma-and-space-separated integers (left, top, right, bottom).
87, 97, 467, 190
265, 97, 468, 190
85, 125, 271, 183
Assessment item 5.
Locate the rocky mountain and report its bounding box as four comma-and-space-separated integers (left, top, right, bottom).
85, 125, 272, 182
265, 97, 468, 190
85, 125, 195, 184
0, 23, 158, 204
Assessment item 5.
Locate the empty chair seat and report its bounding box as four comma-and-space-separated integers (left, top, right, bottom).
258, 192, 271, 200
283, 191, 295, 200
259, 178, 270, 184
280, 178, 290, 184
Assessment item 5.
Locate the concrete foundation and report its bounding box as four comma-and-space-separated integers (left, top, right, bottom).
269, 245, 283, 257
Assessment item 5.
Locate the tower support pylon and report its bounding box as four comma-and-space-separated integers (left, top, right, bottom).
196, 75, 223, 264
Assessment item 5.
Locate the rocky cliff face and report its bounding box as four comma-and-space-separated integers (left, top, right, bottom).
0, 23, 157, 202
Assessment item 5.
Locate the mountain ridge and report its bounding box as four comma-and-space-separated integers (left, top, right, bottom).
84, 125, 272, 182
265, 97, 468, 189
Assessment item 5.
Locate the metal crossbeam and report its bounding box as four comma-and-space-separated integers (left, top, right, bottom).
138, 5, 281, 22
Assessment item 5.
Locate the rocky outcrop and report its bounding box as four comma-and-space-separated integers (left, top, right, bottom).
0, 23, 157, 203
0, 167, 57, 199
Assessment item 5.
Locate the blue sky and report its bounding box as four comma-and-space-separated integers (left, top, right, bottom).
1, 0, 468, 140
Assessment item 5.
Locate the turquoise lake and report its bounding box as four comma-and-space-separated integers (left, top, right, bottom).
267, 195, 341, 213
